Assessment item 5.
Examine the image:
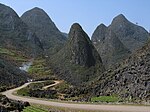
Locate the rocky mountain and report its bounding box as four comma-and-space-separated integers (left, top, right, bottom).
86, 40, 150, 102
0, 4, 43, 57
92, 14, 149, 69
92, 24, 130, 68
21, 7, 67, 55
109, 14, 149, 51
50, 23, 105, 85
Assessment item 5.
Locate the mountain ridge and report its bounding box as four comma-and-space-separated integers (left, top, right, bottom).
21, 7, 67, 55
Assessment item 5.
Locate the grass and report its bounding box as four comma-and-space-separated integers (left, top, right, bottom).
0, 47, 15, 56
0, 47, 28, 64
28, 58, 55, 80
24, 103, 117, 112
91, 96, 120, 103
23, 105, 48, 112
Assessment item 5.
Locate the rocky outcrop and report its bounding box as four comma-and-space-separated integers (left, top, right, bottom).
50, 23, 105, 85
109, 14, 149, 51
0, 94, 30, 111
21, 7, 66, 55
0, 3, 43, 57
92, 24, 130, 69
88, 40, 150, 102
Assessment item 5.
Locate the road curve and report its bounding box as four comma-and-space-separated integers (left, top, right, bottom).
2, 81, 150, 112
42, 81, 61, 89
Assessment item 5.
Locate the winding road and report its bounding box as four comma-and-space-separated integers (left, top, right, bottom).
2, 81, 150, 112
42, 81, 60, 89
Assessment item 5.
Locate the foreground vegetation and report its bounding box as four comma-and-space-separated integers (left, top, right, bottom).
91, 96, 120, 103
23, 104, 113, 112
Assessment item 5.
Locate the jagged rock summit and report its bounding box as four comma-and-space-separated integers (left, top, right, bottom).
92, 14, 149, 68
92, 24, 107, 42
21, 7, 66, 54
68, 23, 103, 67
109, 14, 149, 51
92, 24, 130, 68
50, 23, 105, 85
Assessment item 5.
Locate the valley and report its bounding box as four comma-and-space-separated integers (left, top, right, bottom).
0, 2, 150, 112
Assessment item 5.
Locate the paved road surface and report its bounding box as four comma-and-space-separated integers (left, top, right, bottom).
2, 81, 150, 112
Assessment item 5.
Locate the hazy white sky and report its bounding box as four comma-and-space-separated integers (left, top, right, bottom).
0, 0, 149, 36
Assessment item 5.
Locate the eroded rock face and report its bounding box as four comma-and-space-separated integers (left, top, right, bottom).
92, 24, 130, 69
0, 3, 43, 57
109, 14, 149, 51
69, 23, 103, 67
50, 23, 105, 85
21, 7, 66, 54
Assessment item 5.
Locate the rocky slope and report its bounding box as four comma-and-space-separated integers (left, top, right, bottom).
109, 14, 149, 51
50, 23, 105, 85
87, 40, 150, 102
0, 94, 30, 111
21, 7, 66, 55
0, 4, 43, 57
92, 24, 130, 68
0, 3, 42, 91
0, 58, 29, 91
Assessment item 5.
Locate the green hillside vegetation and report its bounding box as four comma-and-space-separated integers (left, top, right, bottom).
0, 47, 28, 65
23, 105, 47, 112
28, 58, 56, 80
91, 96, 120, 102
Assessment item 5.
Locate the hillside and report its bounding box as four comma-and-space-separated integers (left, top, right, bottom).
21, 7, 67, 55
0, 3, 43, 91
0, 4, 43, 57
86, 40, 150, 102
109, 14, 149, 51
0, 58, 29, 91
92, 24, 130, 68
49, 23, 105, 85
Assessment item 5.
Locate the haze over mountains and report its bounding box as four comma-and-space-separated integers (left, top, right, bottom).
0, 3, 149, 106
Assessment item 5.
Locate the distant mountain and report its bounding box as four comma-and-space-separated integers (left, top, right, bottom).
0, 4, 43, 57
21, 7, 67, 55
86, 40, 150, 102
109, 14, 149, 51
50, 23, 105, 85
92, 24, 130, 68
62, 32, 68, 38
92, 14, 149, 68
